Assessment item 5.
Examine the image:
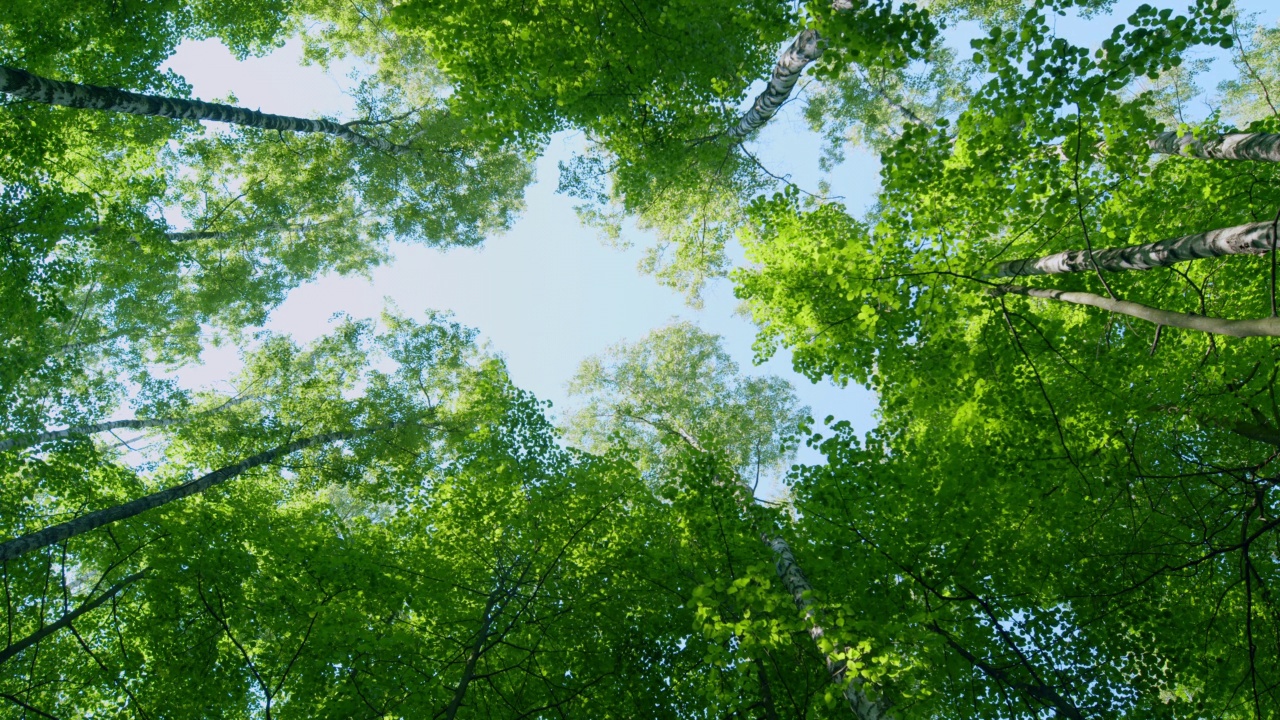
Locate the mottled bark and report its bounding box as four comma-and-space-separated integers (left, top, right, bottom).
765, 535, 888, 720
991, 285, 1280, 337
0, 429, 360, 562
995, 222, 1277, 277
0, 396, 255, 453
1150, 132, 1280, 162
730, 30, 824, 139
0, 65, 411, 154
0, 571, 147, 665
442, 587, 501, 720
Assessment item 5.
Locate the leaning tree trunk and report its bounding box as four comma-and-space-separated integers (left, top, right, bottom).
1150, 132, 1280, 162
442, 585, 502, 720
0, 65, 410, 154
994, 221, 1277, 276
0, 429, 363, 562
0, 417, 187, 453
0, 396, 255, 453
765, 535, 890, 720
729, 29, 824, 139
991, 284, 1280, 337
0, 570, 147, 665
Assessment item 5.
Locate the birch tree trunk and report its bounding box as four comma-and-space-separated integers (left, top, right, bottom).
730, 30, 824, 139
0, 66, 411, 154
0, 571, 147, 665
994, 221, 1277, 276
1150, 132, 1280, 162
0, 429, 361, 562
991, 284, 1280, 337
0, 396, 255, 453
764, 535, 889, 720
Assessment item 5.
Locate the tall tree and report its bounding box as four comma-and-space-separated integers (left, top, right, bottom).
566, 323, 896, 718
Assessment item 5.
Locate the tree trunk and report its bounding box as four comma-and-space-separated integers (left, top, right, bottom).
991, 284, 1280, 337
1150, 132, 1280, 162
0, 417, 185, 453
0, 429, 361, 562
0, 396, 255, 453
0, 65, 411, 154
1198, 414, 1280, 449
764, 535, 889, 720
0, 570, 147, 665
754, 657, 781, 720
994, 221, 1277, 277
729, 30, 824, 140
927, 623, 1083, 719
442, 586, 501, 720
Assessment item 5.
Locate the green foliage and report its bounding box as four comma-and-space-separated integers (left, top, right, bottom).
0, 0, 533, 442
7, 0, 1280, 716
564, 321, 808, 485
390, 0, 794, 144
731, 1, 1280, 714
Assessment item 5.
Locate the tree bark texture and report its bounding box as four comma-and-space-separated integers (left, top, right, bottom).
991, 285, 1280, 337
0, 571, 147, 665
765, 535, 888, 720
1150, 132, 1280, 162
0, 65, 410, 154
994, 221, 1277, 277
0, 396, 255, 453
730, 30, 823, 140
0, 430, 359, 562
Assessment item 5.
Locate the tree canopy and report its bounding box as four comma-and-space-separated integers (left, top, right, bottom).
3, 0, 1280, 717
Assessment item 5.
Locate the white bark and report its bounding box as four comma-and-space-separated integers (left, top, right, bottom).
1150, 132, 1280, 162
0, 65, 411, 154
995, 221, 1277, 276
730, 30, 824, 139
765, 535, 889, 719
992, 284, 1280, 337
0, 396, 255, 453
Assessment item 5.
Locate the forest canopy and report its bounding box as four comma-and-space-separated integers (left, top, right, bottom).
2, 0, 1280, 717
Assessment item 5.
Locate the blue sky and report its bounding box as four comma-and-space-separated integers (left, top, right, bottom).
162, 36, 881, 477
162, 0, 1274, 476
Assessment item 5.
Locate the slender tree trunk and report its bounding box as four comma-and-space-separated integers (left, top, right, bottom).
442, 587, 500, 720
754, 657, 781, 720
165, 229, 240, 242
991, 284, 1280, 337
764, 535, 888, 720
0, 429, 361, 562
0, 417, 185, 453
0, 570, 146, 665
0, 396, 255, 453
1199, 414, 1280, 449
164, 224, 318, 242
58, 328, 133, 356
0, 65, 411, 154
927, 623, 1083, 720
1150, 132, 1280, 162
730, 30, 824, 140
994, 221, 1277, 276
